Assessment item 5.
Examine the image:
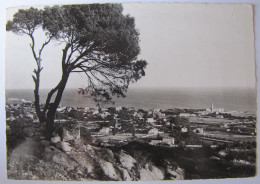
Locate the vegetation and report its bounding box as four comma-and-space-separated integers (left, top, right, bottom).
6, 4, 147, 140
118, 141, 256, 179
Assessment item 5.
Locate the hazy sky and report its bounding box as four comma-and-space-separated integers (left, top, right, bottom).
5, 3, 256, 89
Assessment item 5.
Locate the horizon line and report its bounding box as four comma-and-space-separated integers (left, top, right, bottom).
5, 86, 257, 91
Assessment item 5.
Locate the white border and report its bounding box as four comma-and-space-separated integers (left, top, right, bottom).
0, 0, 259, 184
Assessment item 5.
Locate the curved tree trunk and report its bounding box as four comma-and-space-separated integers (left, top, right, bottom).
44, 72, 70, 140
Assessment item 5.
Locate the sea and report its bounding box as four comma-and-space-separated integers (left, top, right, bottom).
5, 88, 257, 114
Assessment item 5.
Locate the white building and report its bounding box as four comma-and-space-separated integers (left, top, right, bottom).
116, 106, 122, 112
150, 140, 161, 145
99, 127, 110, 135
147, 118, 156, 123
162, 138, 175, 145
181, 127, 188, 133
180, 113, 196, 117
148, 128, 159, 134
216, 115, 224, 119
100, 111, 110, 118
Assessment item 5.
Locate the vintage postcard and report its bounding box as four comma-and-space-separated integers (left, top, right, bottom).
4, 1, 257, 182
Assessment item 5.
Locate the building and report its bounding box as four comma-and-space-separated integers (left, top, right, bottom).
99, 127, 110, 135
100, 111, 110, 118
162, 138, 175, 145
148, 128, 159, 134
116, 106, 122, 112
147, 118, 156, 123
216, 115, 224, 119
181, 127, 188, 133
150, 140, 161, 145
206, 103, 224, 113
179, 113, 196, 117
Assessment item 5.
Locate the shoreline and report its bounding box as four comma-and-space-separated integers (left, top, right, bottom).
5, 87, 257, 113
6, 97, 257, 116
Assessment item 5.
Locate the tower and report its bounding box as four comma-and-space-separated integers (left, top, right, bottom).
211, 102, 214, 111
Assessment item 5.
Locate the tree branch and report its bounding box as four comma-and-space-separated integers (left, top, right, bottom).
29, 33, 38, 63
43, 86, 59, 114
38, 34, 55, 58
61, 43, 71, 71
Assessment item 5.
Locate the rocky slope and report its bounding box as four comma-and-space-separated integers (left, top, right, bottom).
6, 103, 184, 181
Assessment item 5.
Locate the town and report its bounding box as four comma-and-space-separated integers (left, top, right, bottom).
6, 98, 257, 180
53, 102, 256, 147
6, 98, 256, 148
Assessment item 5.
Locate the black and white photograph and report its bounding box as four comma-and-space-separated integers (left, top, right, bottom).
2, 0, 258, 182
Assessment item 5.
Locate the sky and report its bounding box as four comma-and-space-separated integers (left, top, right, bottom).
5, 3, 256, 90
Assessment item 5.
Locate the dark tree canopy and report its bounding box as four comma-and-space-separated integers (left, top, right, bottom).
7, 4, 147, 102
6, 4, 147, 140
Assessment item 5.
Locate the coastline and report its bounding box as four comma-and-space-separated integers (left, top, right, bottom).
5, 87, 257, 113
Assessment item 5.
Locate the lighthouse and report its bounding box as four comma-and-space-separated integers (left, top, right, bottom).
211, 102, 214, 111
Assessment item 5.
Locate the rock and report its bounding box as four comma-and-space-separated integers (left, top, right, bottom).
62, 129, 74, 141
139, 163, 164, 181
56, 141, 72, 152
166, 167, 184, 180
118, 167, 132, 181
51, 134, 61, 143
7, 98, 27, 104
219, 150, 228, 157
99, 160, 121, 181
44, 146, 77, 170
118, 151, 136, 171
23, 127, 35, 137
210, 156, 221, 161
70, 151, 94, 174
25, 113, 34, 120
93, 146, 115, 163
62, 127, 80, 141
233, 159, 252, 166
41, 140, 50, 147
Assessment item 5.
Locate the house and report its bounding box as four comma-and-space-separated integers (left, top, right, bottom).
223, 123, 229, 128
99, 127, 110, 135
186, 145, 202, 148
150, 140, 161, 145
133, 112, 144, 119
116, 106, 122, 112
215, 108, 225, 113
162, 138, 175, 145
93, 110, 99, 115
100, 111, 110, 118
216, 115, 224, 119
180, 113, 196, 117
148, 128, 159, 134
206, 108, 212, 112
147, 118, 155, 123
181, 127, 188, 133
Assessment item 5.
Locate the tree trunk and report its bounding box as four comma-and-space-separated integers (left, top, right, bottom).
44, 72, 70, 140
45, 104, 56, 140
